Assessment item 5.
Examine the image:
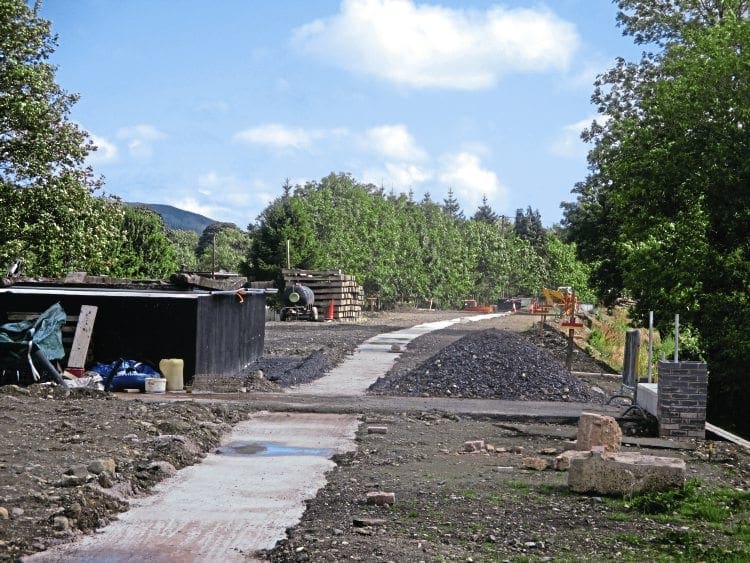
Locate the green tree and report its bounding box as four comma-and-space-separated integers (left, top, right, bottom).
563, 2, 750, 434
115, 205, 178, 278
543, 234, 595, 303
441, 187, 464, 220
196, 223, 251, 273
246, 189, 318, 285
471, 195, 498, 224
167, 228, 199, 270
514, 206, 545, 253
0, 0, 124, 276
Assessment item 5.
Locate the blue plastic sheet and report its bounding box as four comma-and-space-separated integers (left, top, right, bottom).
90, 359, 160, 391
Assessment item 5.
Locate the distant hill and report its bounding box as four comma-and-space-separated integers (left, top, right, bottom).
128, 203, 218, 234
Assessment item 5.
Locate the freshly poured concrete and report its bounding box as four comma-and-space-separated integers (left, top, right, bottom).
27, 412, 359, 563
289, 312, 508, 395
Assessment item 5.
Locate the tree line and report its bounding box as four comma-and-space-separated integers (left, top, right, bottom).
245, 174, 593, 307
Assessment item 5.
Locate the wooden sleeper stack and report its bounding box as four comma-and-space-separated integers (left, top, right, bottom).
282, 269, 364, 321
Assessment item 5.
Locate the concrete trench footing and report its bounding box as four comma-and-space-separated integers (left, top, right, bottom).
25, 412, 360, 563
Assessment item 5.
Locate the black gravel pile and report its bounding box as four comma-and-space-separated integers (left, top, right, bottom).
369, 329, 603, 402
247, 350, 332, 387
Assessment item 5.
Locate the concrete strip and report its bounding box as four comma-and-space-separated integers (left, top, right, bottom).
27, 412, 359, 563
289, 313, 509, 395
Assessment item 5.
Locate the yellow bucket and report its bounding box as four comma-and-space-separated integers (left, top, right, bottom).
159, 358, 184, 392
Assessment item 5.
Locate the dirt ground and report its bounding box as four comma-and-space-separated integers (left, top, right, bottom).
1, 310, 748, 562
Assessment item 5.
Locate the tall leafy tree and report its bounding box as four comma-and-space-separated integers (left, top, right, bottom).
0, 0, 123, 276
514, 206, 545, 253
563, 0, 750, 434
246, 189, 318, 285
167, 228, 199, 271
115, 205, 178, 278
196, 223, 251, 273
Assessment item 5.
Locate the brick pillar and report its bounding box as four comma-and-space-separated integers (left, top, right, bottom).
657, 361, 707, 439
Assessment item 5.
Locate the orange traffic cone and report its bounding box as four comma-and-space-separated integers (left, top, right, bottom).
325, 299, 335, 321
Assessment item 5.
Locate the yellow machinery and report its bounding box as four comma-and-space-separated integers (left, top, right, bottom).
542, 286, 578, 317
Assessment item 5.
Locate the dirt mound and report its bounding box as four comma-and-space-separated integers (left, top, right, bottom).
0, 394, 249, 561
369, 328, 604, 402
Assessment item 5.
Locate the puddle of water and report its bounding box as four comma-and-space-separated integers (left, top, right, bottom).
216, 441, 334, 457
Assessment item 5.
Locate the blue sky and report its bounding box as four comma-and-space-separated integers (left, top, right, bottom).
41, 0, 642, 227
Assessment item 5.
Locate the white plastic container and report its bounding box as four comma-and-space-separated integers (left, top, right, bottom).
144, 377, 166, 394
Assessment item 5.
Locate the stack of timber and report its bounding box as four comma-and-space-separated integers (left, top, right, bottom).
282, 269, 364, 321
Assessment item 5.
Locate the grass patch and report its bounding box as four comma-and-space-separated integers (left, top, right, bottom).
507, 481, 529, 491
610, 479, 750, 560
628, 479, 750, 523
608, 511, 631, 522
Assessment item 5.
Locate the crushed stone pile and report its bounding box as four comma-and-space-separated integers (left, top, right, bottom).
369, 328, 604, 402
246, 350, 331, 387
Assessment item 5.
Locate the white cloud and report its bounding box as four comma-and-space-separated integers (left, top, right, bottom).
363, 162, 432, 189
293, 0, 579, 89
175, 172, 277, 225
233, 123, 325, 151
359, 124, 431, 189
364, 124, 427, 161
385, 162, 431, 185
171, 197, 224, 221
117, 124, 167, 159
438, 151, 508, 209
87, 133, 118, 164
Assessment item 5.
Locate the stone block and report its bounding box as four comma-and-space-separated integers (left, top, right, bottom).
366, 426, 388, 435
568, 449, 686, 495
554, 450, 587, 471
522, 456, 548, 471
87, 458, 116, 475
366, 492, 395, 506
464, 440, 485, 452
576, 412, 622, 452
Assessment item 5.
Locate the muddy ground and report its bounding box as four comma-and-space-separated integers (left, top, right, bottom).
0, 310, 748, 562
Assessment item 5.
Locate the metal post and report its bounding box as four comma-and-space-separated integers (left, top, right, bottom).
674, 314, 680, 363
565, 328, 575, 371
648, 311, 654, 383
623, 329, 641, 390
286, 240, 291, 270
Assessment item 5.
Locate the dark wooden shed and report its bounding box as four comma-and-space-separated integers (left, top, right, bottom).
0, 286, 269, 384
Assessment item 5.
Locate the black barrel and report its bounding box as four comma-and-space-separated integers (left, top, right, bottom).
282, 284, 315, 307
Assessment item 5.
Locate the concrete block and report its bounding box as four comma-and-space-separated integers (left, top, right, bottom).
576, 412, 622, 452
568, 450, 685, 495
554, 450, 587, 471
636, 383, 658, 416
